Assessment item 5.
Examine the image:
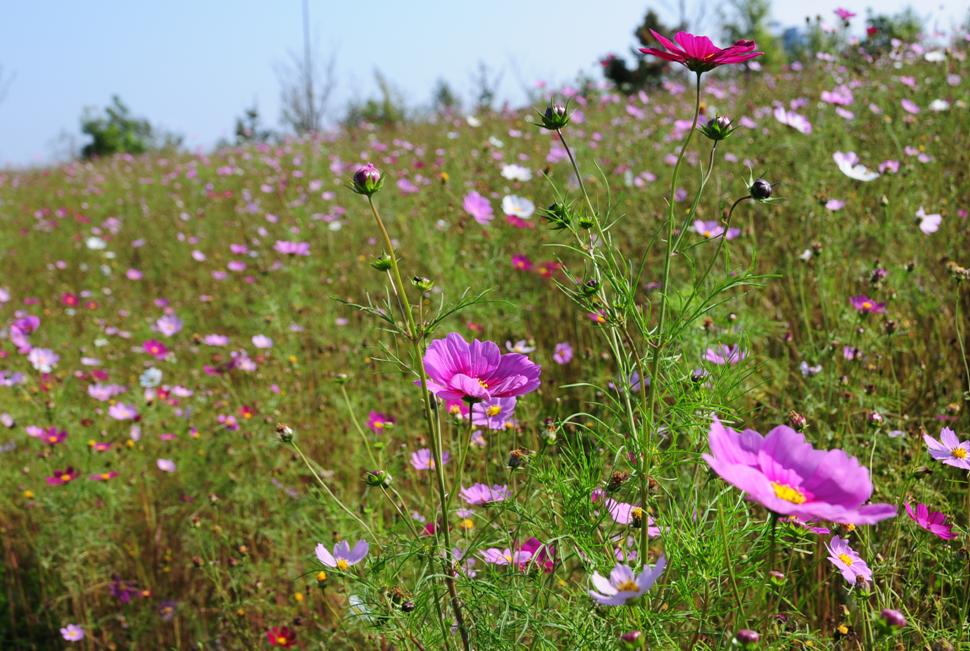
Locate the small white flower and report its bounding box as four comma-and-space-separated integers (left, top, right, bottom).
833, 151, 879, 182
501, 164, 532, 182
140, 367, 163, 388
501, 195, 535, 219
85, 236, 107, 250
916, 206, 942, 234
928, 99, 950, 112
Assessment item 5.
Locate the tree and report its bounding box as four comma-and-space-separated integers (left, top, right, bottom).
720, 0, 786, 69
342, 71, 407, 129
277, 0, 337, 135
470, 61, 502, 112
234, 102, 274, 145
601, 9, 683, 95
431, 78, 461, 115
79, 96, 181, 160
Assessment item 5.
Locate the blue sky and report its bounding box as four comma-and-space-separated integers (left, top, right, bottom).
0, 0, 965, 167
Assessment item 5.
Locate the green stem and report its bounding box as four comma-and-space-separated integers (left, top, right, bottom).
640, 71, 703, 557
365, 195, 470, 651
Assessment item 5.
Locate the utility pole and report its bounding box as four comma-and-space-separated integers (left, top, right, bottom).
302, 0, 315, 131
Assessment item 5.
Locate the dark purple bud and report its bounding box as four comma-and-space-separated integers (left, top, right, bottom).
736, 629, 760, 645
881, 608, 906, 628
750, 178, 772, 201
352, 163, 383, 196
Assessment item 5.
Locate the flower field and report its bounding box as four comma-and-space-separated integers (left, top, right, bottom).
1, 25, 969, 650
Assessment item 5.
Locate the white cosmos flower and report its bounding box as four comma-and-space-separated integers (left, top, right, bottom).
465, 115, 481, 127
924, 50, 946, 62
501, 164, 532, 182
929, 99, 950, 112
86, 236, 107, 250
916, 206, 942, 234
505, 340, 535, 354
501, 195, 535, 219
833, 151, 879, 182
773, 106, 812, 134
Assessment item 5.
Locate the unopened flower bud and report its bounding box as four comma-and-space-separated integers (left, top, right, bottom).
581, 279, 600, 296
542, 202, 572, 230
364, 469, 393, 488
352, 163, 384, 196
577, 214, 595, 229
750, 178, 772, 201
700, 114, 734, 141
880, 608, 906, 628
276, 423, 295, 443
619, 630, 641, 647
539, 103, 570, 130
606, 471, 629, 492
411, 276, 434, 292
371, 254, 393, 271
735, 629, 760, 647
508, 448, 531, 469
787, 410, 807, 431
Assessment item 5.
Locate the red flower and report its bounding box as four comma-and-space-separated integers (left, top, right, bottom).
639, 30, 762, 73
266, 626, 296, 647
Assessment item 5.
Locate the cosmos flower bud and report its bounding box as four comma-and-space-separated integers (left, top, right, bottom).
580, 279, 600, 297
275, 423, 295, 443
619, 630, 641, 647
541, 202, 572, 230
411, 276, 434, 292
539, 103, 570, 130
508, 447, 531, 469
577, 214, 595, 229
787, 410, 807, 431
735, 629, 760, 647
352, 163, 384, 196
880, 608, 906, 629
749, 178, 772, 201
401, 600, 416, 613
371, 254, 393, 271
364, 469, 393, 488
699, 114, 734, 141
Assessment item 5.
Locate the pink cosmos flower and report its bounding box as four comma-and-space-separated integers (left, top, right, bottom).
905, 502, 958, 540
480, 547, 532, 566
156, 458, 176, 473
834, 7, 856, 20
155, 314, 183, 336
901, 98, 920, 114
923, 427, 970, 469
422, 333, 541, 403
850, 295, 886, 314
694, 219, 740, 240
274, 240, 310, 256
88, 383, 126, 401
589, 556, 666, 606
410, 448, 450, 470
28, 348, 59, 373
826, 536, 872, 585
518, 537, 555, 573
251, 334, 273, 349
60, 624, 85, 641
108, 403, 138, 420
460, 483, 510, 505
463, 191, 494, 225
315, 539, 368, 570
33, 426, 67, 446
553, 342, 573, 365
703, 416, 896, 525
916, 206, 942, 234
511, 255, 532, 271
89, 470, 119, 481
604, 498, 662, 537
704, 344, 745, 365
472, 397, 517, 430
47, 467, 80, 486
143, 339, 168, 359
366, 411, 394, 433
639, 31, 762, 72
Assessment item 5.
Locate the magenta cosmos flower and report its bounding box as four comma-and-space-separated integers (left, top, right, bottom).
905, 502, 958, 540
315, 539, 369, 570
923, 427, 970, 470
850, 294, 886, 314
703, 416, 896, 525
366, 411, 394, 433
410, 448, 450, 470
47, 467, 80, 486
423, 333, 540, 403
826, 536, 871, 585
705, 344, 745, 365
640, 31, 762, 73
589, 556, 666, 606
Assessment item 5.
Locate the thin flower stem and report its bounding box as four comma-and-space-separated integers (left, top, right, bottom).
289, 440, 378, 543
365, 195, 471, 651
717, 499, 746, 626
693, 195, 752, 292
641, 71, 703, 557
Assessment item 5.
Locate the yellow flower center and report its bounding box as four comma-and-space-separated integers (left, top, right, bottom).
60, 473, 71, 481
504, 553, 513, 562
617, 580, 639, 592
486, 405, 501, 417
478, 379, 489, 389
838, 553, 853, 566
276, 636, 288, 644
101, 473, 111, 480
448, 405, 461, 415
373, 420, 384, 429
954, 448, 968, 459
771, 482, 807, 504
336, 559, 349, 570
48, 435, 58, 442
703, 230, 713, 238
862, 301, 872, 310
316, 571, 327, 582
460, 518, 474, 530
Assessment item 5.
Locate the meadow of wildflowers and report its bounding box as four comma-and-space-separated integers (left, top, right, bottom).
1, 16, 970, 651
